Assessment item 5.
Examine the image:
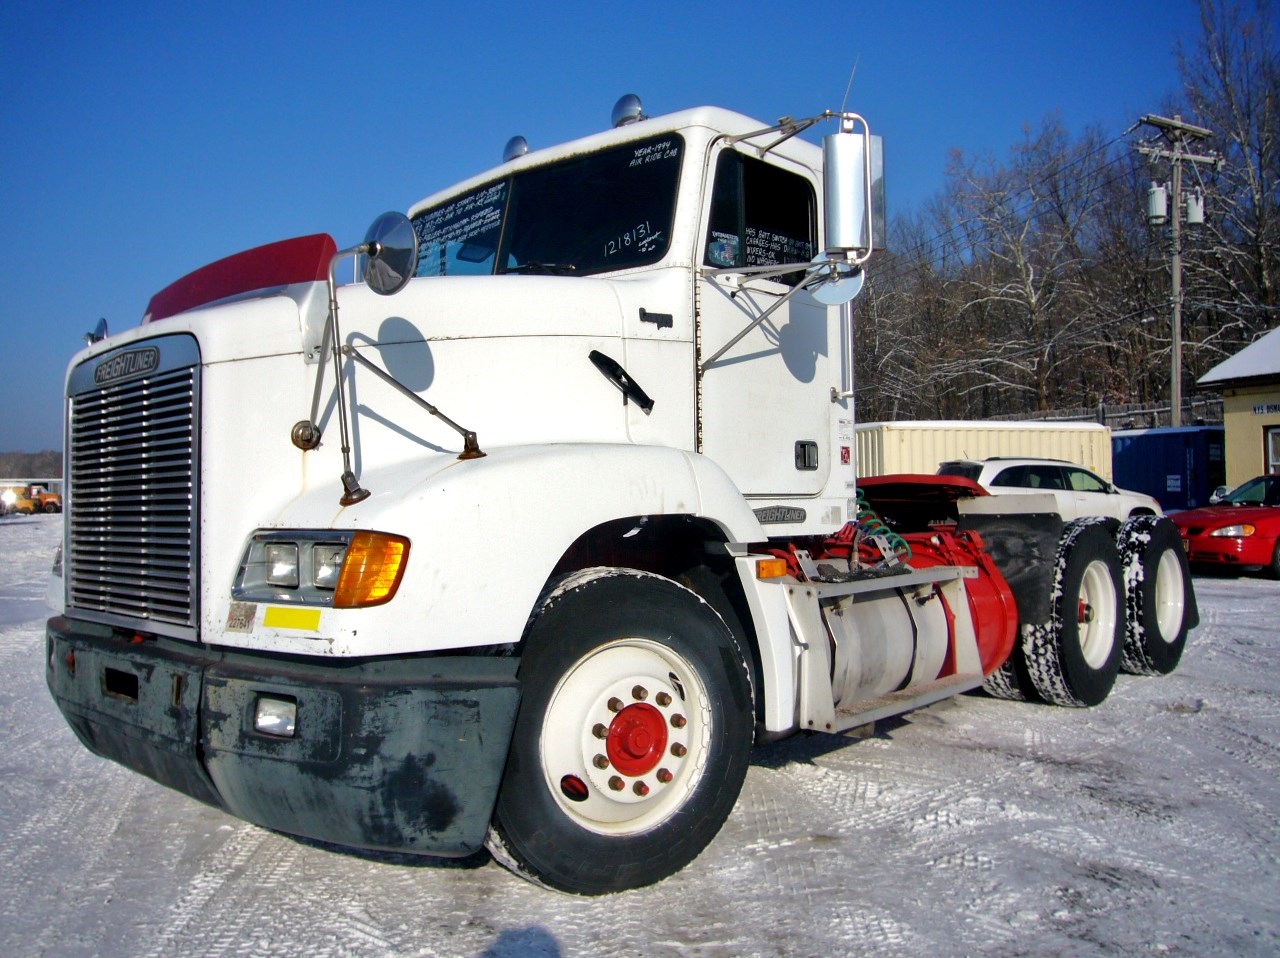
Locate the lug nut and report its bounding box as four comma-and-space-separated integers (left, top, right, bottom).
608, 776, 625, 791
655, 691, 672, 707
656, 768, 673, 784
631, 685, 648, 701
593, 754, 610, 769
670, 713, 687, 729
670, 742, 687, 757
608, 697, 624, 712
592, 723, 608, 739
633, 780, 650, 796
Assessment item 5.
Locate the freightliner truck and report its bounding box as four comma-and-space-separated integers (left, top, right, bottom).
46, 95, 1197, 894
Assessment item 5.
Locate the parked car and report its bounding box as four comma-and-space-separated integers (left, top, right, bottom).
937, 457, 1163, 521
1170, 474, 1280, 578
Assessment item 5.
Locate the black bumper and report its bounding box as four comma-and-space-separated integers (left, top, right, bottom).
46, 616, 521, 857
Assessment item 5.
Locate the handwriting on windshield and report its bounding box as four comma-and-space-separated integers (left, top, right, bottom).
629, 140, 679, 167
745, 226, 811, 267
605, 221, 663, 259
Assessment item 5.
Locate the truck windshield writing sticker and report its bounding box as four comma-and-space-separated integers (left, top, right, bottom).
411, 134, 683, 278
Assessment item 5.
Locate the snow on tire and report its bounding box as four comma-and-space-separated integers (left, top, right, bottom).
486, 567, 754, 895
982, 656, 1035, 701
1116, 515, 1194, 676
1023, 518, 1124, 708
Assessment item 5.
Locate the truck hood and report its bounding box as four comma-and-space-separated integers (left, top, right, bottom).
1172, 504, 1280, 531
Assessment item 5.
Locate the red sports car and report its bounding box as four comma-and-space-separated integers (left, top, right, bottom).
1171, 475, 1280, 578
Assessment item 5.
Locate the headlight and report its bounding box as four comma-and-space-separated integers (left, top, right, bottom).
1209, 524, 1255, 538
265, 542, 300, 588
312, 543, 347, 590
234, 530, 410, 607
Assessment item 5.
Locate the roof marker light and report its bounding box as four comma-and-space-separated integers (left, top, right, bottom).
611, 94, 645, 128
503, 135, 529, 162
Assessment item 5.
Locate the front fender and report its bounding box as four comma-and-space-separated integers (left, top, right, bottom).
208, 444, 765, 658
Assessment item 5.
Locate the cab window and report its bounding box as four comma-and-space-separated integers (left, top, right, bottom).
704, 150, 816, 285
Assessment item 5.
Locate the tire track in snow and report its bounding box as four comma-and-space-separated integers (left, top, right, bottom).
134, 824, 269, 958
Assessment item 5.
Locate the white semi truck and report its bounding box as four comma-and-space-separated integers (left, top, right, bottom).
47, 96, 1196, 894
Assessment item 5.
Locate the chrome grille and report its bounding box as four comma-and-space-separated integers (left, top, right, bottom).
67, 338, 199, 635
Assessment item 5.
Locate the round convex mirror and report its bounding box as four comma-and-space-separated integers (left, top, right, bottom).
809, 255, 865, 306
363, 211, 419, 296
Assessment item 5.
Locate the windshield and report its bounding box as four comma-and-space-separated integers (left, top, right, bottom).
1226, 475, 1280, 506
937, 462, 982, 482
411, 133, 684, 279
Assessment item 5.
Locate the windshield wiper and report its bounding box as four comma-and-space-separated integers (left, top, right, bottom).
504, 262, 578, 276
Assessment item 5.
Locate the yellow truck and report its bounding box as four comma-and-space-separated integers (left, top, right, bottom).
0, 484, 62, 515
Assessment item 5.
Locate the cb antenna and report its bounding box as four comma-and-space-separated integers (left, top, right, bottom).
840, 55, 861, 114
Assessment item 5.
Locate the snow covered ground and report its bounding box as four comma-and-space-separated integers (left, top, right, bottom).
2, 513, 1277, 957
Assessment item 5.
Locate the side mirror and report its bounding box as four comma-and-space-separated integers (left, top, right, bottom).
1209, 485, 1229, 504
363, 212, 419, 296
822, 116, 883, 262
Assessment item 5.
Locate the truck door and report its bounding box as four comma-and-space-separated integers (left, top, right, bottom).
696, 146, 832, 496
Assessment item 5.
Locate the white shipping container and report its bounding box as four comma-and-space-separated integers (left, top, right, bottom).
854, 420, 1113, 480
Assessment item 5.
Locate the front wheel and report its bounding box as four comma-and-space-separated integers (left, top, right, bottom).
486, 568, 754, 894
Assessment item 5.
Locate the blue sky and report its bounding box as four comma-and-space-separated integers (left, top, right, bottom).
0, 0, 1200, 453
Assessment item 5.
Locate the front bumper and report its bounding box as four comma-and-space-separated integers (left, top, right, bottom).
1183, 534, 1275, 569
46, 616, 521, 856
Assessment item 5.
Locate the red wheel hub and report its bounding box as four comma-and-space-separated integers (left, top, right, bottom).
605, 703, 668, 777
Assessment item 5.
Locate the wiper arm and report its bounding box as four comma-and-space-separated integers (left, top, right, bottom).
504, 262, 578, 276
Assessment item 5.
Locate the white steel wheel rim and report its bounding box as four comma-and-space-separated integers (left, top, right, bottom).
1152, 549, 1186, 644
1077, 559, 1118, 669
539, 638, 712, 836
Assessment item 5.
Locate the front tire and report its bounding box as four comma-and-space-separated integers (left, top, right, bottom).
487, 568, 754, 894
1023, 520, 1124, 707
1117, 515, 1193, 675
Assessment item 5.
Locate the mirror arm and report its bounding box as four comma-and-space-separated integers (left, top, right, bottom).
325, 247, 374, 504
699, 279, 806, 373
343, 347, 486, 460
699, 256, 861, 374
290, 212, 421, 501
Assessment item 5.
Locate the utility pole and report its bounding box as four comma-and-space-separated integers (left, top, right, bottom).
1137, 114, 1219, 427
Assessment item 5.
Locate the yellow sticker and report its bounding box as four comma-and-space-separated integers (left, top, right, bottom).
263, 606, 322, 631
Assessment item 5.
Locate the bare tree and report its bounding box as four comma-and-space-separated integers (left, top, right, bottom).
853, 0, 1277, 424
1174, 0, 1280, 373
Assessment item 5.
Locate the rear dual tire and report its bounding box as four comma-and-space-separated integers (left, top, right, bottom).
1117, 515, 1193, 675
1022, 519, 1124, 707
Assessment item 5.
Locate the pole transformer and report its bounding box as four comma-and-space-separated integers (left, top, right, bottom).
1137, 114, 1219, 427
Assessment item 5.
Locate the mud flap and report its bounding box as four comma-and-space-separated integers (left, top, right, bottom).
957, 511, 1065, 627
